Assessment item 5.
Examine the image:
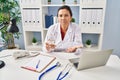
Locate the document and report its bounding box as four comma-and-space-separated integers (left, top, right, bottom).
21, 54, 56, 73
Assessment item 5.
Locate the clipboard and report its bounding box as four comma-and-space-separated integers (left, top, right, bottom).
21, 54, 56, 73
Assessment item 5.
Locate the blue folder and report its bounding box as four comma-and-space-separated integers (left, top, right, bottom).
45, 15, 53, 28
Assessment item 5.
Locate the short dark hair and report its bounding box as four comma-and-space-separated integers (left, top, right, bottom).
57, 5, 72, 17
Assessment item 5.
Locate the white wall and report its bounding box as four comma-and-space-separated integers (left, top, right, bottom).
102, 0, 120, 56
14, 22, 25, 49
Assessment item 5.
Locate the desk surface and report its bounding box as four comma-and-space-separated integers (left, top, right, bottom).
0, 50, 120, 80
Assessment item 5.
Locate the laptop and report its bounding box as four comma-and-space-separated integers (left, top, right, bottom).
69, 49, 113, 70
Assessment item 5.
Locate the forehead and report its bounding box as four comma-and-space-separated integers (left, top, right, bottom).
58, 9, 70, 15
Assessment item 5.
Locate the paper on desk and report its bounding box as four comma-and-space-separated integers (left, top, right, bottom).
51, 52, 80, 60
0, 50, 30, 59
21, 54, 56, 73
0, 50, 13, 58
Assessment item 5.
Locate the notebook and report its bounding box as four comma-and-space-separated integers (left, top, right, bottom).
21, 54, 56, 73
69, 49, 113, 71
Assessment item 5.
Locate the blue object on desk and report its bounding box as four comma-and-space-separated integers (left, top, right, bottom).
56, 63, 73, 80
0, 60, 5, 69
57, 71, 69, 80
36, 60, 40, 69
38, 62, 61, 80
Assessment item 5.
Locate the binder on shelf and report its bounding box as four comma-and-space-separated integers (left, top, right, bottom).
35, 9, 40, 25
96, 9, 103, 27
91, 9, 97, 27
45, 15, 53, 28
21, 54, 56, 73
80, 9, 87, 27
86, 9, 91, 27
31, 9, 36, 24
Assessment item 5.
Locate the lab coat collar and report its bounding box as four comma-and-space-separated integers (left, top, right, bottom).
56, 23, 73, 41
56, 23, 72, 32
54, 23, 73, 47
67, 23, 73, 33
63, 23, 73, 41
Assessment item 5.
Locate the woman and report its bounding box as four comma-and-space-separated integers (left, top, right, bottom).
44, 5, 83, 53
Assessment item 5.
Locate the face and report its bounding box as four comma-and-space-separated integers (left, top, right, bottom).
58, 9, 72, 27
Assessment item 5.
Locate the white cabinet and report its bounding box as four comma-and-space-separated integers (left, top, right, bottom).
19, 0, 106, 51
19, 0, 43, 51
80, 0, 106, 51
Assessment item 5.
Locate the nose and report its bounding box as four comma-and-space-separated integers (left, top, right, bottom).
61, 16, 65, 19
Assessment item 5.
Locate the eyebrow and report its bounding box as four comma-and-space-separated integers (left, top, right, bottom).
58, 14, 69, 17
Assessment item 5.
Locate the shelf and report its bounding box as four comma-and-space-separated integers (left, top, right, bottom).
42, 4, 80, 7
83, 44, 100, 51
26, 44, 42, 51
80, 3, 106, 7
80, 0, 106, 6
20, 5, 41, 8
23, 26, 43, 31
19, 0, 41, 8
81, 27, 103, 34
43, 28, 48, 31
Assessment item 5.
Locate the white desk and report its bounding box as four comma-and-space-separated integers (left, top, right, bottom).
0, 50, 120, 80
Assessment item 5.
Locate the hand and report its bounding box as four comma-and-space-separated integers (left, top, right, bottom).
65, 45, 83, 53
45, 42, 56, 52
66, 47, 77, 53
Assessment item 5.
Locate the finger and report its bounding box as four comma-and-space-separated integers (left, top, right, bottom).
46, 42, 49, 45
66, 48, 74, 53
65, 49, 71, 53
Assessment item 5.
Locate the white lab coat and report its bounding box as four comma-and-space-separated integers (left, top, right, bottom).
43, 23, 83, 52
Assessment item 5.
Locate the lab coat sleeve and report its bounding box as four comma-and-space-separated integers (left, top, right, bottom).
42, 25, 55, 52
73, 25, 83, 47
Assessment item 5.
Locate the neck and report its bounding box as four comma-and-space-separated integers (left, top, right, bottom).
60, 24, 69, 31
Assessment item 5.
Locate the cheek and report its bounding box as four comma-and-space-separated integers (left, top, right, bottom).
58, 17, 72, 23
69, 17, 72, 22
66, 18, 72, 23
68, 18, 72, 22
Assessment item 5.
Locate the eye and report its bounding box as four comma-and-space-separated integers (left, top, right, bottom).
59, 15, 62, 17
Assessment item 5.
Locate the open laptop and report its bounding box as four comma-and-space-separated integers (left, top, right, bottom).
69, 49, 113, 71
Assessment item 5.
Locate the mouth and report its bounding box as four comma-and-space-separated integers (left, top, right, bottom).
61, 21, 66, 24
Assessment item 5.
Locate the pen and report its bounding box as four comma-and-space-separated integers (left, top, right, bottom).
56, 63, 73, 80
36, 60, 40, 69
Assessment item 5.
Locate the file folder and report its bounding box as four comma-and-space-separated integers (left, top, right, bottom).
45, 15, 53, 28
